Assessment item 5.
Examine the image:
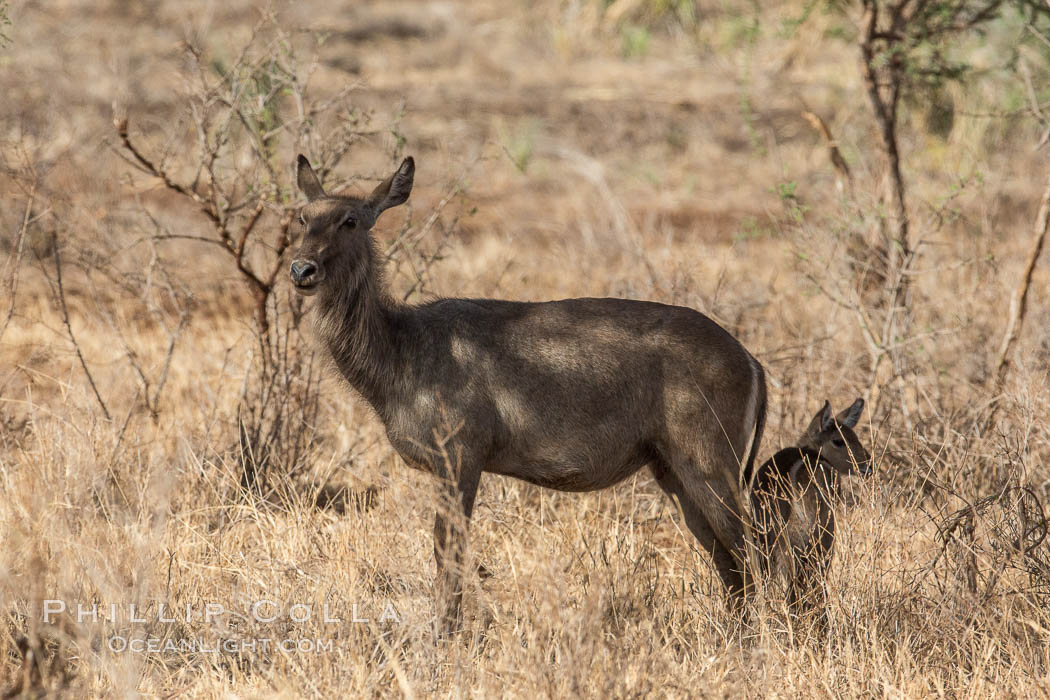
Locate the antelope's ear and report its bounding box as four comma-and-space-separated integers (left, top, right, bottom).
836, 397, 865, 428
296, 154, 326, 202
806, 400, 834, 436
367, 157, 414, 216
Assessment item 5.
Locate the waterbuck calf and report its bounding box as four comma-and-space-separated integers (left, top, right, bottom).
289, 155, 767, 635
749, 399, 871, 622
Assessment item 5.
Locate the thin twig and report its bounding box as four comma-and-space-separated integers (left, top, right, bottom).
150, 309, 189, 418
50, 233, 111, 421
0, 182, 34, 345
113, 116, 221, 229
993, 173, 1050, 387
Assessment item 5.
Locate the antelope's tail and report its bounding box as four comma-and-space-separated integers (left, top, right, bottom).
741, 355, 767, 491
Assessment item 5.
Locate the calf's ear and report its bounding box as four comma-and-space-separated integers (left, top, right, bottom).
836, 398, 865, 428
806, 400, 834, 436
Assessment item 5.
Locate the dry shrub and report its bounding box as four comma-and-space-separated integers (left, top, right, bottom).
107, 14, 460, 498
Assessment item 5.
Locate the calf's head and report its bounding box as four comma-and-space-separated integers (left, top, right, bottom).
799, 398, 872, 477
289, 155, 415, 296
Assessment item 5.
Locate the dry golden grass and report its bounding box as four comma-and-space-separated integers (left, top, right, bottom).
2, 0, 1050, 697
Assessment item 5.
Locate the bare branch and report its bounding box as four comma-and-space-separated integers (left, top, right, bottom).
994, 173, 1050, 385
113, 115, 221, 229
0, 182, 34, 345
48, 233, 111, 421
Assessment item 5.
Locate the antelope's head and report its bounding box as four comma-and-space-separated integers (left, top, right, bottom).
289, 155, 414, 296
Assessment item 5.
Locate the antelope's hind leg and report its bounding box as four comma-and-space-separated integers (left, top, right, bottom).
654, 466, 752, 608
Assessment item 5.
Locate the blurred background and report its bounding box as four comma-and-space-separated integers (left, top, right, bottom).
2, 0, 1050, 695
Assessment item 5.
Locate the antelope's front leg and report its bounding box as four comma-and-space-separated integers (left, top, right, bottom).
432, 466, 481, 639
788, 513, 835, 631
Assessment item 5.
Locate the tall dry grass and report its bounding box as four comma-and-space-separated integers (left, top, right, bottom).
2, 0, 1050, 696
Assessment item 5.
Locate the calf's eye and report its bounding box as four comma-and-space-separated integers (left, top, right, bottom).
298, 214, 306, 227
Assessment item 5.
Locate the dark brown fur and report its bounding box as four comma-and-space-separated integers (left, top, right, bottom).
290, 155, 768, 635
750, 399, 871, 622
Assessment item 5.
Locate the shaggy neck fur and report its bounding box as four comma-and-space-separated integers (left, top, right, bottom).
309, 237, 405, 417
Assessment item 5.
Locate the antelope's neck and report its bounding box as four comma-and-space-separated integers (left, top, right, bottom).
311, 274, 406, 418
791, 448, 838, 490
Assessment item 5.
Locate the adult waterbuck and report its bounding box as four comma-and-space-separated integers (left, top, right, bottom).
289, 154, 767, 636
750, 399, 871, 624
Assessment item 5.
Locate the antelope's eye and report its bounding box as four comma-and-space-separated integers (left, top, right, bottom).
342, 216, 357, 229
298, 214, 306, 227
832, 437, 846, 448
